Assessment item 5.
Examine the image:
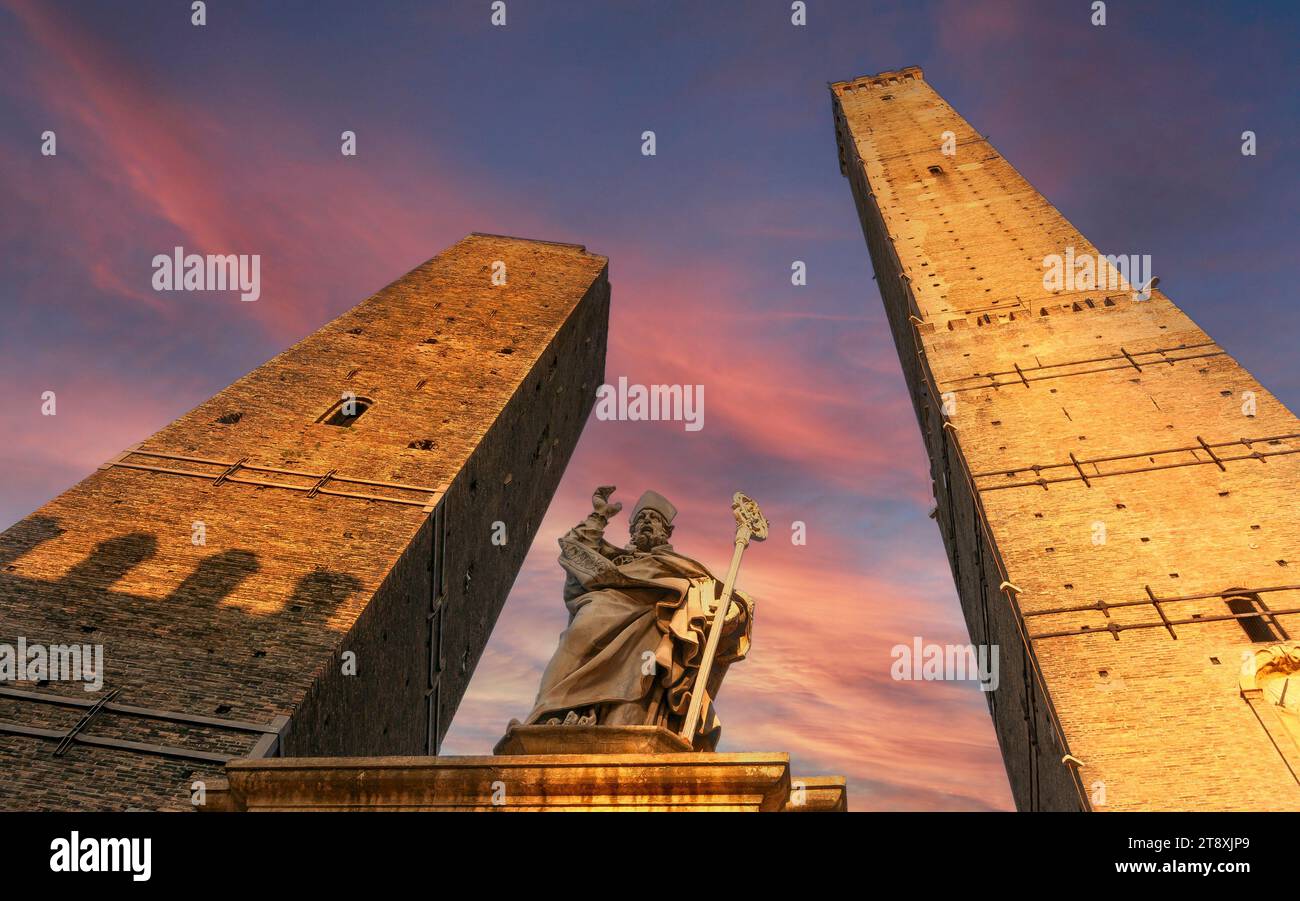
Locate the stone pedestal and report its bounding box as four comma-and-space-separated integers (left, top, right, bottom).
204, 727, 846, 812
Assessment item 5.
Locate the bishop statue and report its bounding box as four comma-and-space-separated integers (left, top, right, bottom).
517, 486, 764, 750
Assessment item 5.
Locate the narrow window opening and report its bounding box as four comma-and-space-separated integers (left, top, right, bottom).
319, 396, 373, 427
1224, 590, 1283, 643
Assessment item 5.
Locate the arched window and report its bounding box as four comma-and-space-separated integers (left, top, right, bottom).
318, 395, 373, 427
1224, 589, 1285, 643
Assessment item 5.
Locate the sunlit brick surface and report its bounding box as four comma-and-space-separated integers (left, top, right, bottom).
833, 68, 1300, 811
0, 234, 609, 810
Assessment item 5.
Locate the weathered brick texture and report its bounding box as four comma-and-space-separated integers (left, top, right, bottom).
833, 68, 1300, 811
0, 233, 609, 810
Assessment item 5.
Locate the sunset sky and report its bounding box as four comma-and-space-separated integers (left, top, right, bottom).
1, 0, 1296, 810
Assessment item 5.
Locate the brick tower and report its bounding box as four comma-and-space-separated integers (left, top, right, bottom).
832, 68, 1300, 811
0, 233, 610, 810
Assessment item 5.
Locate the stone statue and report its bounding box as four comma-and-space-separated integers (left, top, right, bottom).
518, 486, 762, 750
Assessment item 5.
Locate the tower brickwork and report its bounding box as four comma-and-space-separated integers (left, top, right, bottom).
833, 68, 1300, 811
0, 233, 609, 810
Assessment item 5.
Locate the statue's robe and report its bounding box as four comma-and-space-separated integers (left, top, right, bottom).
523, 512, 753, 749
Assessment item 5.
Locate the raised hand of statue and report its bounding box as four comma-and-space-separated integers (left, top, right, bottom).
592, 485, 623, 519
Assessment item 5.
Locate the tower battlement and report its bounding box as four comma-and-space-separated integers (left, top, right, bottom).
830, 66, 926, 95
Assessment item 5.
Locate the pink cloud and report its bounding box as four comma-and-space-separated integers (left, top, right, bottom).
2, 0, 539, 343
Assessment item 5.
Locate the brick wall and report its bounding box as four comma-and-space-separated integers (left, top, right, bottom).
0, 233, 609, 809
833, 69, 1300, 811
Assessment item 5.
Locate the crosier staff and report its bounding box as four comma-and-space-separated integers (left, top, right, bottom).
679, 492, 768, 745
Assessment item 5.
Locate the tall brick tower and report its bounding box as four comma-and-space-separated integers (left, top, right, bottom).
832, 68, 1300, 811
0, 233, 610, 810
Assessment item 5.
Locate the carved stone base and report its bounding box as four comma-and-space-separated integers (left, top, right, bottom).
203, 751, 846, 812
492, 723, 692, 756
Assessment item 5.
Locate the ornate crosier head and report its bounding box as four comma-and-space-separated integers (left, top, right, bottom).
731, 492, 769, 544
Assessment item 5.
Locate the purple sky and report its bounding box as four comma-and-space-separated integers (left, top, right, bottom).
1, 0, 1296, 810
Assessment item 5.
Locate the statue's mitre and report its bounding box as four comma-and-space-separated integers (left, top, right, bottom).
631, 490, 677, 524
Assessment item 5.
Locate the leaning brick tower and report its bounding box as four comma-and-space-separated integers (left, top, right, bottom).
832, 67, 1300, 811
0, 233, 609, 810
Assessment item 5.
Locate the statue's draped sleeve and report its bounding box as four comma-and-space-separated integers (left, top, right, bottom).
557, 511, 639, 607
